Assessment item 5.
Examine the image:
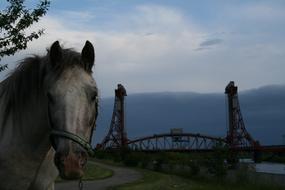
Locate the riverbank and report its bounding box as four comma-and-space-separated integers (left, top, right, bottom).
95, 151, 285, 189
91, 158, 284, 190
110, 168, 284, 190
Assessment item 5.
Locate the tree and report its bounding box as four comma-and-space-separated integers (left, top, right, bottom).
0, 0, 50, 71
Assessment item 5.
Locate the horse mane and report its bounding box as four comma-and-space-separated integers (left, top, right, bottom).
0, 48, 84, 127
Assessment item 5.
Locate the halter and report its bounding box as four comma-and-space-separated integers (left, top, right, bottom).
49, 98, 98, 157
50, 129, 95, 157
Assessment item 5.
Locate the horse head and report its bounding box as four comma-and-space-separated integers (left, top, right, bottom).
46, 41, 98, 180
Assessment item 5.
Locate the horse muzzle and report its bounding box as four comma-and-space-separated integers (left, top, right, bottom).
54, 151, 87, 180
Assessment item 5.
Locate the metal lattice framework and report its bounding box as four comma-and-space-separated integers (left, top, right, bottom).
98, 81, 285, 153
99, 84, 128, 149
127, 133, 226, 152
225, 81, 259, 150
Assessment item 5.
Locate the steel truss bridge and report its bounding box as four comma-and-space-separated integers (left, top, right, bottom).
97, 82, 285, 155
128, 133, 226, 152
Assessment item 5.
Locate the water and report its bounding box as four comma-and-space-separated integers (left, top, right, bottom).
255, 162, 285, 175
240, 159, 285, 175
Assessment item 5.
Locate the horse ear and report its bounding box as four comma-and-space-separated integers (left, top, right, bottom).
81, 40, 95, 72
50, 41, 62, 65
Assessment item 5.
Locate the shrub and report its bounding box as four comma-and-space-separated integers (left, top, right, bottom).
188, 160, 200, 176
123, 152, 140, 167
205, 142, 228, 178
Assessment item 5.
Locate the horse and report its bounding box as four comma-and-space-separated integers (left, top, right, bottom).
0, 41, 98, 190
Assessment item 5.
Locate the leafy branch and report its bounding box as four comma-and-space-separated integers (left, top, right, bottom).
0, 0, 50, 71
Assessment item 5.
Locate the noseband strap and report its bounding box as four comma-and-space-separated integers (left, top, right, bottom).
50, 130, 95, 157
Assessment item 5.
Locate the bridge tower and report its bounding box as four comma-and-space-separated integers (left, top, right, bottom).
225, 81, 259, 150
99, 84, 128, 149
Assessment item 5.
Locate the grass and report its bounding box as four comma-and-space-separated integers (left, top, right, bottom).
90, 157, 124, 167
56, 161, 113, 182
82, 161, 113, 180
109, 169, 284, 190
109, 169, 193, 190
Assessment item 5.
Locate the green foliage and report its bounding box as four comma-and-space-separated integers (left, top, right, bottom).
0, 0, 50, 71
263, 153, 285, 164
205, 142, 229, 178
109, 169, 195, 190
140, 153, 151, 169
82, 161, 113, 180
100, 150, 284, 189
123, 152, 141, 167
95, 149, 123, 162
227, 151, 239, 168
152, 158, 162, 171
93, 150, 105, 159
188, 160, 200, 176
235, 164, 249, 185
110, 168, 283, 190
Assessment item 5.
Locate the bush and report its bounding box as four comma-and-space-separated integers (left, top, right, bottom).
153, 159, 162, 171
94, 149, 123, 162
140, 154, 151, 169
94, 150, 109, 159
188, 160, 200, 176
205, 142, 228, 178
153, 152, 169, 171
235, 164, 249, 184
123, 152, 140, 167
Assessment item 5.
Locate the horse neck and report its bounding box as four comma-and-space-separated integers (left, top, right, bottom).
20, 94, 50, 146
0, 85, 55, 190
0, 80, 51, 152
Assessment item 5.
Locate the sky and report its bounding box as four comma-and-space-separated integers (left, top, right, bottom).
0, 0, 285, 97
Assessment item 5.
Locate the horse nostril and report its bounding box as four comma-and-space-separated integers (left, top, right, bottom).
79, 158, 87, 168
78, 151, 87, 168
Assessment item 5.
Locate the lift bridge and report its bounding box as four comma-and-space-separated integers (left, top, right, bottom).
97, 82, 285, 154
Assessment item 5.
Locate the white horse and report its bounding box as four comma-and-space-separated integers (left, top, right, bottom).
0, 41, 98, 190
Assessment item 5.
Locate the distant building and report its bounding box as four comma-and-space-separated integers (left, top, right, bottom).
171, 128, 183, 142
170, 128, 183, 135
283, 135, 285, 145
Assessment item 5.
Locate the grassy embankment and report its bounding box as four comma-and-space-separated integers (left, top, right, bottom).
56, 161, 113, 182
96, 150, 284, 190
109, 169, 283, 190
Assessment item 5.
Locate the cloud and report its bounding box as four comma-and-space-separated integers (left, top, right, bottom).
1, 5, 209, 96
1, 3, 285, 97
239, 3, 285, 21
60, 10, 95, 20
194, 47, 211, 51
199, 38, 223, 47
194, 38, 223, 51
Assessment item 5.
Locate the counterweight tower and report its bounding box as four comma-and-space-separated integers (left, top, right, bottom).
225, 81, 259, 150
99, 84, 128, 149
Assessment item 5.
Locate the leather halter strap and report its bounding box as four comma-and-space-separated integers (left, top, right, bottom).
50, 129, 95, 157
49, 97, 98, 157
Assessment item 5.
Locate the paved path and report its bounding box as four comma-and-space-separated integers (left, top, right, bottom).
55, 162, 142, 190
